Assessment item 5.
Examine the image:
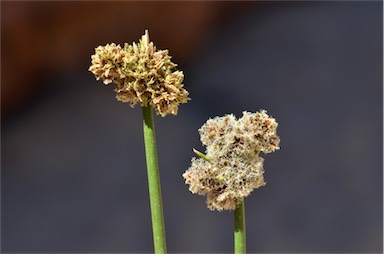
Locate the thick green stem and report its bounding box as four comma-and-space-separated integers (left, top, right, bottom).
234, 201, 246, 254
142, 105, 167, 254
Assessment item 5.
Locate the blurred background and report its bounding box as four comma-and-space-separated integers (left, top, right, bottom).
1, 1, 382, 253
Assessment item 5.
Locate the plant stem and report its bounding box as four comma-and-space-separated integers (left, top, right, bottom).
142, 105, 167, 254
234, 201, 246, 254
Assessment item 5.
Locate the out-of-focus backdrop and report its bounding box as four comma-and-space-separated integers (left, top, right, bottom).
1, 1, 382, 253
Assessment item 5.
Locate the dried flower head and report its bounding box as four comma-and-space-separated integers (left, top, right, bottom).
89, 30, 190, 117
183, 110, 280, 211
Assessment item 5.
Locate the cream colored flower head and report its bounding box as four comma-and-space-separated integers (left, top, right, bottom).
183, 110, 280, 211
89, 30, 190, 117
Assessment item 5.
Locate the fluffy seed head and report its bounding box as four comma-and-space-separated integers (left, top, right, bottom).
89, 30, 190, 117
183, 110, 280, 211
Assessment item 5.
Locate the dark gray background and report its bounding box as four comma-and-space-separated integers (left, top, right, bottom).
2, 2, 382, 253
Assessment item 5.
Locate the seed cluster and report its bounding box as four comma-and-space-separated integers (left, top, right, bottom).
183, 110, 280, 211
89, 30, 190, 117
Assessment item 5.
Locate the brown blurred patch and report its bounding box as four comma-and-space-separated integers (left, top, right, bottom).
1, 1, 257, 116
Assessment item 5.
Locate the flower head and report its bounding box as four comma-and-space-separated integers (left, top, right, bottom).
89, 30, 190, 117
183, 110, 280, 211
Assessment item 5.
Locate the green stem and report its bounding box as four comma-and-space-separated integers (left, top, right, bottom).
234, 201, 246, 254
142, 105, 167, 254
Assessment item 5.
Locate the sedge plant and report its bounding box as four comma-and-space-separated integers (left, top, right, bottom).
183, 110, 280, 253
89, 30, 189, 254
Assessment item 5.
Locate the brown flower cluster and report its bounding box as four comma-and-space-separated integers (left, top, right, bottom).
183, 111, 280, 211
89, 30, 190, 117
